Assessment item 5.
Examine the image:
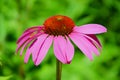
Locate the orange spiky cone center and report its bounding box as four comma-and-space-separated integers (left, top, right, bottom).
43, 15, 75, 36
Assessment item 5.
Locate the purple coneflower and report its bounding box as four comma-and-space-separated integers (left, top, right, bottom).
16, 15, 107, 66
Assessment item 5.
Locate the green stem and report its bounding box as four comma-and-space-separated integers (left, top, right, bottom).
56, 59, 62, 80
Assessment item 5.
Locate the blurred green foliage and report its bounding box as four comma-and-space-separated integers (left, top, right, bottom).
0, 0, 120, 80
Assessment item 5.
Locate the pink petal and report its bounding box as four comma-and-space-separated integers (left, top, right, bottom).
69, 33, 93, 60
24, 48, 31, 63
87, 34, 102, 47
19, 39, 31, 56
65, 37, 74, 63
16, 36, 30, 53
70, 32, 100, 58
17, 31, 32, 44
80, 35, 100, 56
16, 32, 43, 53
24, 34, 48, 64
74, 24, 107, 34
23, 26, 43, 33
54, 36, 66, 63
54, 36, 74, 64
35, 36, 53, 66
19, 38, 37, 56
84, 34, 102, 50
30, 34, 48, 62
17, 26, 43, 44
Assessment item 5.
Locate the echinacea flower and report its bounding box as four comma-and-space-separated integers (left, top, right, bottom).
16, 15, 107, 66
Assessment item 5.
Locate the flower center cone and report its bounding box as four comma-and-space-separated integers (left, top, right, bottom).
44, 15, 75, 36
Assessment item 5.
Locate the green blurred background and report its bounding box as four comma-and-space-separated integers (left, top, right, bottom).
0, 0, 120, 80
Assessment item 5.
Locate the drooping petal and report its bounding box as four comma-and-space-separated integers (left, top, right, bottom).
19, 39, 32, 56
74, 24, 107, 34
24, 39, 40, 64
24, 34, 48, 63
24, 48, 31, 63
35, 36, 53, 66
65, 37, 74, 63
86, 34, 102, 47
84, 34, 102, 50
54, 36, 74, 64
69, 33, 93, 60
16, 31, 43, 53
19, 38, 37, 56
17, 31, 33, 44
70, 32, 100, 58
79, 35, 100, 56
30, 34, 48, 62
16, 36, 30, 53
76, 33, 102, 50
54, 36, 66, 63
23, 26, 43, 33
17, 26, 43, 44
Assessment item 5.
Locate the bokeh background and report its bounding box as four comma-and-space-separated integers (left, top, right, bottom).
0, 0, 120, 80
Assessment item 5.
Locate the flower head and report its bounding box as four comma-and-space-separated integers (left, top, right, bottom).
16, 15, 107, 66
